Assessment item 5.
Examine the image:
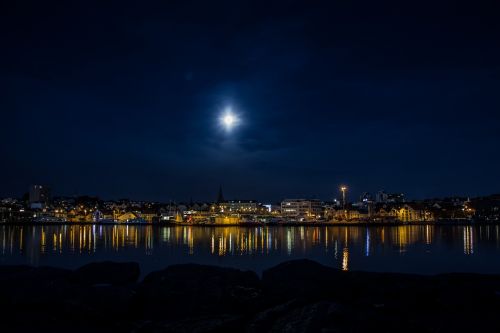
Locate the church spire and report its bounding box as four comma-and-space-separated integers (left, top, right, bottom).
217, 185, 224, 203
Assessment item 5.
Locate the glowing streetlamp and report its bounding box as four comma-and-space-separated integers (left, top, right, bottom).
340, 186, 347, 209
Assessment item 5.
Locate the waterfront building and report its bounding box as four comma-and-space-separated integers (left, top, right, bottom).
184, 210, 212, 223
263, 203, 281, 214
115, 211, 143, 223
281, 199, 323, 219
53, 208, 68, 220
375, 204, 398, 218
67, 208, 93, 222
219, 200, 260, 213
396, 204, 434, 222
331, 207, 369, 221
91, 209, 115, 222
138, 209, 158, 223
347, 208, 370, 220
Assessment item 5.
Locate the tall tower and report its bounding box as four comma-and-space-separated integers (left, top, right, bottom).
29, 185, 51, 208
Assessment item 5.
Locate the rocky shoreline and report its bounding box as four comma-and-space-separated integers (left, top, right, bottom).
1, 260, 499, 332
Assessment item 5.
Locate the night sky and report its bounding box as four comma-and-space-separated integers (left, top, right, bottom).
1, 0, 499, 202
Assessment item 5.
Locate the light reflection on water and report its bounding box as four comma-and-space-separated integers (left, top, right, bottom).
1, 225, 499, 275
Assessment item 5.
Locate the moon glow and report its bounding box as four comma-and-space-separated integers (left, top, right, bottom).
220, 107, 239, 131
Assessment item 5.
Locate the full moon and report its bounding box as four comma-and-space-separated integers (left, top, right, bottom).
223, 114, 235, 127
220, 107, 239, 131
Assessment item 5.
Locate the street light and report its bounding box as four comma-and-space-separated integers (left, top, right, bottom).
340, 186, 347, 209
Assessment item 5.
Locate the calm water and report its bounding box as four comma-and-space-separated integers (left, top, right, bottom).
1, 224, 499, 276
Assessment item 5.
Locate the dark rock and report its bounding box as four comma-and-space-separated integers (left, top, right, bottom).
246, 300, 299, 332
0, 265, 32, 276
73, 284, 137, 314
261, 259, 348, 301
267, 301, 337, 333
136, 314, 244, 332
73, 261, 140, 286
248, 300, 345, 333
137, 264, 261, 318
1, 260, 500, 332
0, 266, 74, 305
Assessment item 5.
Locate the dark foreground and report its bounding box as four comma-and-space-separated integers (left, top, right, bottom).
1, 261, 499, 333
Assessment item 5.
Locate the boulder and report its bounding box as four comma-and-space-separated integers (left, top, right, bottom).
266, 301, 339, 333
261, 259, 347, 301
135, 314, 244, 332
0, 266, 73, 305
137, 263, 261, 317
73, 261, 140, 286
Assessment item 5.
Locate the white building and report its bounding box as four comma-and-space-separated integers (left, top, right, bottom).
281, 199, 323, 218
